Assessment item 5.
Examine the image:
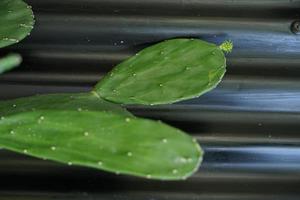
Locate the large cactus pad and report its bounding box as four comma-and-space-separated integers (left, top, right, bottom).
0, 92, 203, 180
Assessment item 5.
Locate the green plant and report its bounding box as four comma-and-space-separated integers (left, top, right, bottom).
96, 39, 232, 105
0, 0, 34, 72
0, 38, 232, 180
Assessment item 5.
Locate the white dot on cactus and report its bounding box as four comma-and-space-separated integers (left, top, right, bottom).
172, 169, 178, 174
146, 174, 152, 179
115, 171, 120, 175
127, 152, 132, 157
193, 138, 197, 143
160, 51, 164, 55
162, 138, 168, 143
179, 157, 187, 163
185, 67, 190, 70
12, 104, 17, 108
125, 118, 131, 122
40, 116, 45, 120
1, 116, 5, 120
132, 73, 136, 76
10, 130, 15, 135
120, 40, 124, 44
51, 146, 56, 151
68, 162, 73, 166
98, 161, 103, 166
23, 149, 28, 153
187, 158, 193, 162
19, 24, 33, 28
84, 132, 89, 136
77, 108, 82, 112
159, 84, 163, 87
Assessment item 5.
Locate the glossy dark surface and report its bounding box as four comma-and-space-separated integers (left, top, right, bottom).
0, 0, 300, 199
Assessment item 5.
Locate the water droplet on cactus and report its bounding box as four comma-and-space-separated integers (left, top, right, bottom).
38, 116, 45, 124
19, 23, 33, 28
180, 157, 187, 163
127, 152, 133, 157
51, 146, 56, 151
125, 118, 131, 122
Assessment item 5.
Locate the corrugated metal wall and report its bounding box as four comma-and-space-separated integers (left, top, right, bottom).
0, 0, 300, 199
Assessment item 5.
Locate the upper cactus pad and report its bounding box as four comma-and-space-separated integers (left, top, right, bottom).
95, 38, 229, 105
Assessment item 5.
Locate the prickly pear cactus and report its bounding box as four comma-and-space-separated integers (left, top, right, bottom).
0, 53, 22, 73
0, 109, 202, 180
95, 39, 233, 105
0, 0, 35, 48
0, 38, 232, 180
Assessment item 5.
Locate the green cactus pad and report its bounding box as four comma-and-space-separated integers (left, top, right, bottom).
95, 38, 230, 105
0, 0, 35, 48
0, 53, 22, 74
0, 110, 202, 180
0, 92, 132, 117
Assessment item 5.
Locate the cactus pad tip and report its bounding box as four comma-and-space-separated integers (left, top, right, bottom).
219, 40, 233, 53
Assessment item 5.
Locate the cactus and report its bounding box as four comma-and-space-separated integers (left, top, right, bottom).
0, 109, 202, 180
95, 39, 232, 105
0, 38, 232, 180
0, 0, 34, 73
0, 0, 35, 48
0, 53, 22, 73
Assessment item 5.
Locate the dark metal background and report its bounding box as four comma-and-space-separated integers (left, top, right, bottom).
1, 0, 300, 199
